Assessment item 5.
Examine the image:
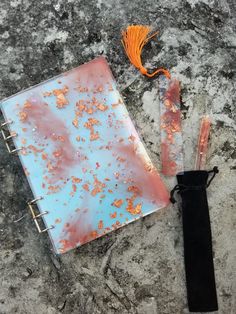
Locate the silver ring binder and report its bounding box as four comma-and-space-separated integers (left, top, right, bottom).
27, 198, 54, 233
1, 119, 54, 234
1, 120, 22, 154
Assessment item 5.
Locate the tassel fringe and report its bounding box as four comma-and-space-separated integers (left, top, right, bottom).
121, 25, 170, 79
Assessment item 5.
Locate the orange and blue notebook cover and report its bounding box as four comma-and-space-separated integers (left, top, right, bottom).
0, 57, 169, 254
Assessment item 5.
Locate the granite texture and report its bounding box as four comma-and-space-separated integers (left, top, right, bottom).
0, 0, 235, 313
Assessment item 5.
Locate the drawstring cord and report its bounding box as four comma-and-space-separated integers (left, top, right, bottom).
170, 184, 184, 204
170, 166, 219, 204
206, 166, 219, 187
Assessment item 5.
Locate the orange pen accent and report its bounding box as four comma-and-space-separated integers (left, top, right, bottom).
195, 116, 211, 170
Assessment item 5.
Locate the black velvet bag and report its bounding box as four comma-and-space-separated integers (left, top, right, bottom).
170, 167, 219, 312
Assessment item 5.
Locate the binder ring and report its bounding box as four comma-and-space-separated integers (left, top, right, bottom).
2, 132, 18, 141
28, 196, 43, 205
4, 141, 22, 154
1, 121, 22, 154
27, 197, 54, 233
1, 119, 13, 127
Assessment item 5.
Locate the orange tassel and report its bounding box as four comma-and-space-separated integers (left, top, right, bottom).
121, 25, 171, 79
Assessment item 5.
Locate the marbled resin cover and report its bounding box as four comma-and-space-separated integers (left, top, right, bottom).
1, 57, 169, 254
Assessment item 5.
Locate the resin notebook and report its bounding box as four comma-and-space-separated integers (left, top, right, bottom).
0, 57, 169, 254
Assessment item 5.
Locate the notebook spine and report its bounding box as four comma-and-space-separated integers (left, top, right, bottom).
1, 119, 54, 234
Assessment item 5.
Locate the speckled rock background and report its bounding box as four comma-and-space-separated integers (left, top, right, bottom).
0, 0, 235, 313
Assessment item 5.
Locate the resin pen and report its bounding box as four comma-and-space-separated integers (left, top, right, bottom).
159, 75, 184, 176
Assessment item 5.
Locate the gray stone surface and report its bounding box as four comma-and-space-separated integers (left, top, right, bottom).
0, 0, 235, 313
